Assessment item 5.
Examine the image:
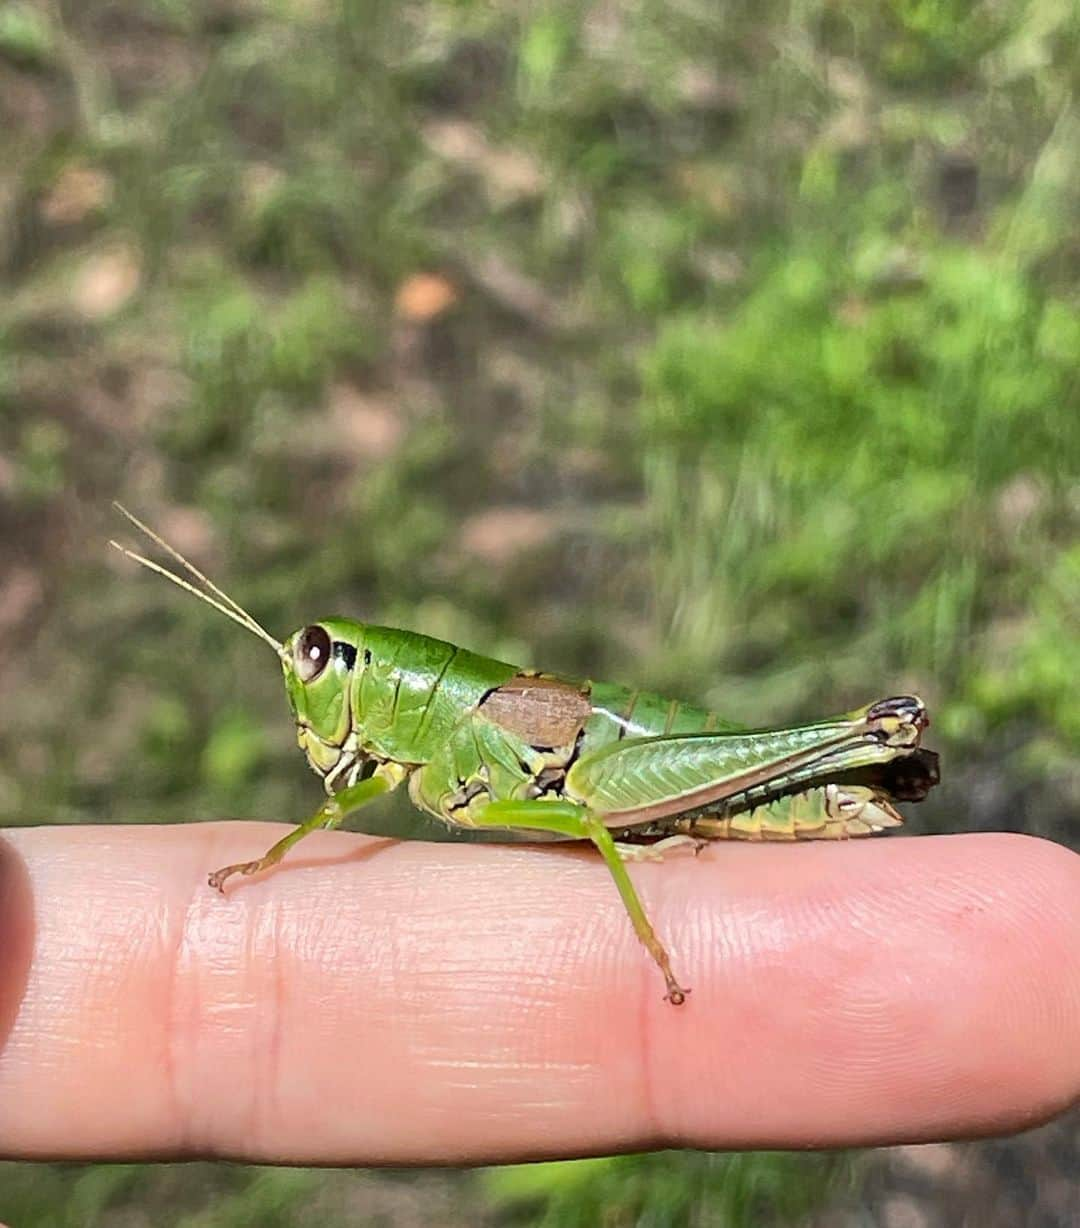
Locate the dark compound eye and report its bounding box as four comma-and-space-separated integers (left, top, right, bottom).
294, 624, 331, 683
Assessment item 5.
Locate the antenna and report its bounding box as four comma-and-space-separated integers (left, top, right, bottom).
110, 504, 286, 661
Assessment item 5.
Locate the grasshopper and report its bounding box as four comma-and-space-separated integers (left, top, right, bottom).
111, 505, 939, 1004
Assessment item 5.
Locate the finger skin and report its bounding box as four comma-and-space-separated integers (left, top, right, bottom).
0, 825, 1078, 1164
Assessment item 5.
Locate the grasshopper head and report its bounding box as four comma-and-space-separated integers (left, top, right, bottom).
283, 619, 365, 778
109, 505, 367, 788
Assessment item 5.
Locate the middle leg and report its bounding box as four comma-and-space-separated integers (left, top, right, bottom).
475, 798, 690, 1004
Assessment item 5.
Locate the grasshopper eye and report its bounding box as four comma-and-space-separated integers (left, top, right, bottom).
295, 625, 331, 683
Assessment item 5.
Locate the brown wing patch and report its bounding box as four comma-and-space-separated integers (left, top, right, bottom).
479, 674, 591, 748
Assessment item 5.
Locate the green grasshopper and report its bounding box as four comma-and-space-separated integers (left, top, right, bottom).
111, 505, 939, 1004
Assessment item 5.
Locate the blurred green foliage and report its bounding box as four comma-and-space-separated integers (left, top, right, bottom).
1, 0, 1078, 1223
485, 1152, 849, 1228
0, 1162, 471, 1227
643, 245, 1079, 718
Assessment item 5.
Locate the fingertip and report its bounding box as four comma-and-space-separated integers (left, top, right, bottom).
653, 832, 1080, 1147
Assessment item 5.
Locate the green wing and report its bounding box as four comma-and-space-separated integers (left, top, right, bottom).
565, 699, 927, 824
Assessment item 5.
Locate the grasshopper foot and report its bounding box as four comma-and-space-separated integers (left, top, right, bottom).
208, 860, 266, 892
664, 976, 691, 1006
615, 835, 703, 863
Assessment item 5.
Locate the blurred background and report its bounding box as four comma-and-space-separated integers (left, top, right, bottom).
0, 1, 1078, 1224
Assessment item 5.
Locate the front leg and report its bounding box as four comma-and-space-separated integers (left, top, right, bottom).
475, 799, 690, 1005
208, 764, 405, 891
